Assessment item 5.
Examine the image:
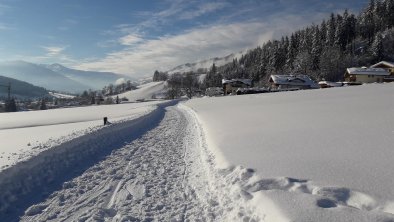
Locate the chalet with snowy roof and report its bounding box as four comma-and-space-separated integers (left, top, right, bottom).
370, 61, 394, 82
370, 61, 394, 73
269, 75, 319, 90
222, 79, 252, 95
344, 67, 390, 83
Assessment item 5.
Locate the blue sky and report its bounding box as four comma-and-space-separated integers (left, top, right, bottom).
0, 0, 367, 77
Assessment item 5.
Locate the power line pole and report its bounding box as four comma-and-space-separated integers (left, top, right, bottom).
0, 82, 11, 100
7, 82, 10, 100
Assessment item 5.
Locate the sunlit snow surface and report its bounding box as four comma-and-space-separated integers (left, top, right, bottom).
0, 101, 164, 169
48, 92, 76, 99
114, 81, 167, 102
1, 82, 394, 221
185, 83, 394, 221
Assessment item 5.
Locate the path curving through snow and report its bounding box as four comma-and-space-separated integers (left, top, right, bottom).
17, 105, 262, 222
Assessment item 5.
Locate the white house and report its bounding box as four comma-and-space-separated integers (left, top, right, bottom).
370, 61, 394, 82
344, 67, 390, 83
269, 75, 319, 89
222, 79, 252, 95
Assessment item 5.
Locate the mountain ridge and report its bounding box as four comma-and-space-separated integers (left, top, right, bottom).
0, 61, 134, 93
0, 75, 49, 99
42, 63, 135, 90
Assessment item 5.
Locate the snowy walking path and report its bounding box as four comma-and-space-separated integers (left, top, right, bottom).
12, 105, 261, 222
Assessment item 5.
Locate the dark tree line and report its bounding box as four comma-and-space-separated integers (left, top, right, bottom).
153, 70, 169, 82
4, 98, 17, 112
166, 72, 200, 99
100, 80, 135, 96
202, 0, 394, 87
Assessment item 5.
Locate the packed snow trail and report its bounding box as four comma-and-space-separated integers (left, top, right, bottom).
0, 102, 168, 221
19, 105, 262, 222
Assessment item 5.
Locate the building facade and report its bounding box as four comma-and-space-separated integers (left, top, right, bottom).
269, 75, 319, 89
222, 79, 252, 95
344, 67, 390, 83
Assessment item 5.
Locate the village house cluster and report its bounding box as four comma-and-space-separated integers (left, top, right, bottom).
215, 61, 394, 96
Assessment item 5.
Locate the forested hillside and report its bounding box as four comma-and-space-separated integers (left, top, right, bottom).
0, 75, 48, 99
203, 0, 394, 87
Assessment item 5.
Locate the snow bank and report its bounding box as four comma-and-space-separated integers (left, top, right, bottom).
0, 101, 164, 169
184, 83, 394, 221
0, 100, 177, 220
0, 101, 164, 130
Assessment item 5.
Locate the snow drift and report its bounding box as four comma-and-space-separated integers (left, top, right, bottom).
184, 83, 394, 221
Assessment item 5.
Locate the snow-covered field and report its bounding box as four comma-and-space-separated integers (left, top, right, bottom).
1, 82, 393, 221
0, 101, 164, 170
49, 92, 76, 99
114, 81, 167, 102
184, 83, 394, 221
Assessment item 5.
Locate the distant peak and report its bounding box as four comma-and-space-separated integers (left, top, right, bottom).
49, 63, 65, 68
47, 63, 67, 71
51, 63, 63, 66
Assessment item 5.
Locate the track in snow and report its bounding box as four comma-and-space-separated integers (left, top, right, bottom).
20, 106, 216, 221
4, 104, 264, 222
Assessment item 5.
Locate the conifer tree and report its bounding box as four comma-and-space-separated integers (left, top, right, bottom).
326, 13, 336, 46
40, 99, 47, 110
311, 25, 322, 70
5, 98, 17, 112
371, 32, 384, 62
286, 33, 298, 70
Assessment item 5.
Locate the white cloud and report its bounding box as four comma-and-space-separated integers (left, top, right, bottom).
41, 46, 68, 56
71, 0, 339, 78
74, 22, 273, 76
180, 2, 228, 20
115, 78, 127, 85
114, 0, 228, 36
37, 46, 78, 66
118, 34, 143, 46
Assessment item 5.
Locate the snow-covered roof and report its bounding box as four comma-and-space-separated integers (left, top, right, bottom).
370, 61, 394, 68
269, 75, 317, 87
222, 79, 252, 86
346, 67, 390, 76
318, 81, 344, 87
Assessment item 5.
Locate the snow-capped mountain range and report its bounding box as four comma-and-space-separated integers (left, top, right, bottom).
0, 61, 134, 93
0, 51, 242, 94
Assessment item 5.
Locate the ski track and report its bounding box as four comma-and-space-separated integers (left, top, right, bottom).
20, 105, 263, 222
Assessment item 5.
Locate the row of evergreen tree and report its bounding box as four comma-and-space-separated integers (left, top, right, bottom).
204, 0, 394, 87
